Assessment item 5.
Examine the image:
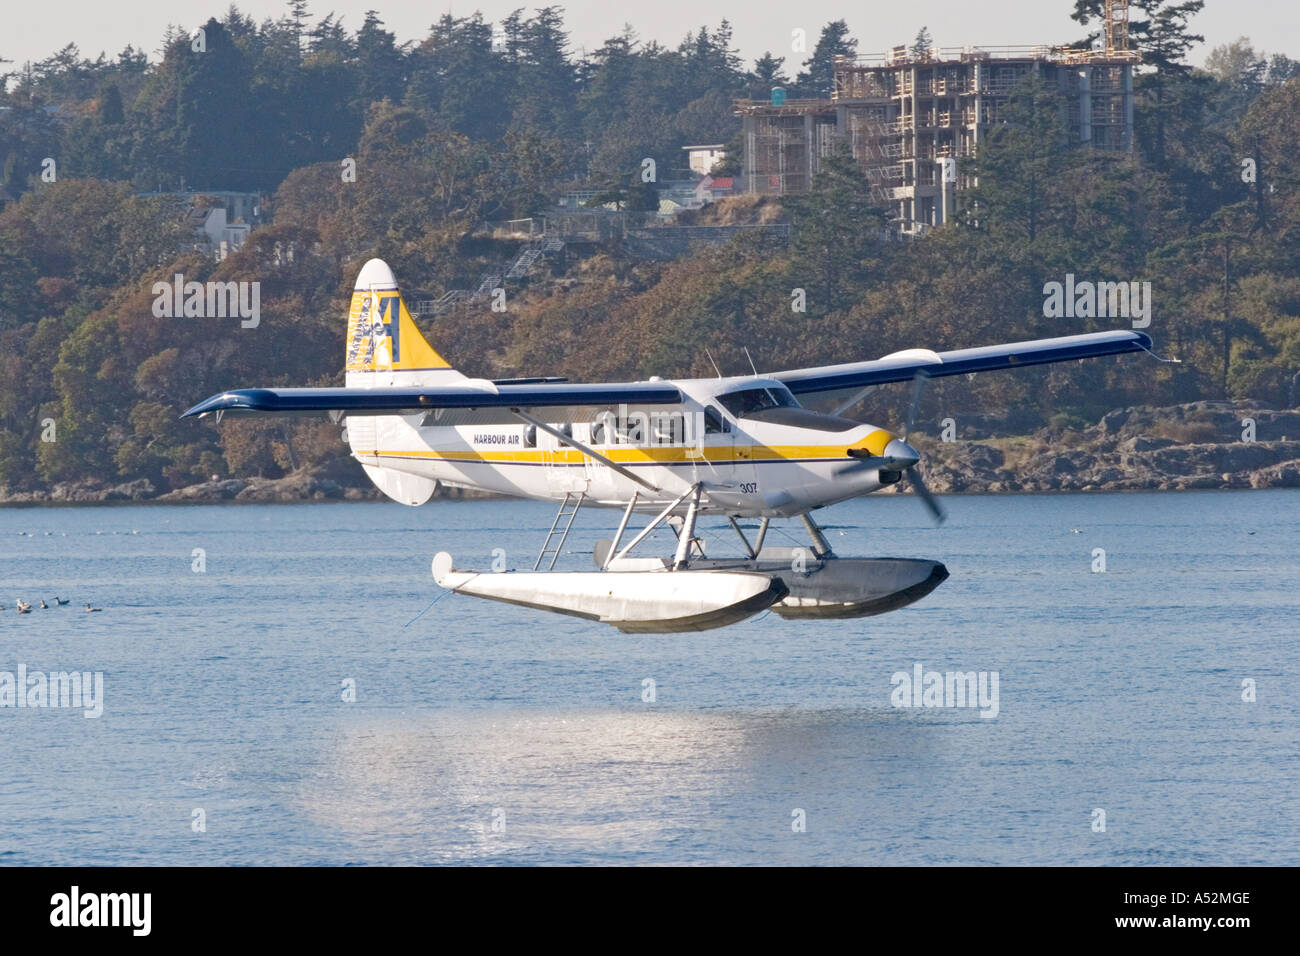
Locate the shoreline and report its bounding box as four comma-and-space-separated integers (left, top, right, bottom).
3, 483, 1300, 509
5, 401, 1299, 506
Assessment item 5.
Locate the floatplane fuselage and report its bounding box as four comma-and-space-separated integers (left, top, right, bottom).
345, 373, 912, 518
185, 259, 1154, 632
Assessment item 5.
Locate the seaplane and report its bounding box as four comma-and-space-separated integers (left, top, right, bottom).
183, 259, 1154, 632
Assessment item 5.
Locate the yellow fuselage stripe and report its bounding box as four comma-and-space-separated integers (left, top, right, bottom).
360, 443, 870, 465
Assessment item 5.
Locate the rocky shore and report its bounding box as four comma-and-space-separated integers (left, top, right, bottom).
3, 401, 1298, 505
0, 467, 494, 505
0, 471, 381, 505
893, 401, 1300, 494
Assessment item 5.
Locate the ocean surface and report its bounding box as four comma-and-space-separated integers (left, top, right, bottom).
0, 490, 1296, 866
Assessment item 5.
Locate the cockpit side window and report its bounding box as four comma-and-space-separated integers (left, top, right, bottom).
718, 386, 798, 420
703, 405, 726, 434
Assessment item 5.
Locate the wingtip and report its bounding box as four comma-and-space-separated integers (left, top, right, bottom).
180, 391, 251, 419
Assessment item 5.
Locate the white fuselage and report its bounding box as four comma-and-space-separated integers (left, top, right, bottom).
346, 375, 902, 517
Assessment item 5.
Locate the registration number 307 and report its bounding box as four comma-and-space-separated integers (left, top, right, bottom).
739, 482, 758, 494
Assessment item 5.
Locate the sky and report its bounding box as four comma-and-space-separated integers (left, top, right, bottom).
5, 0, 1299, 74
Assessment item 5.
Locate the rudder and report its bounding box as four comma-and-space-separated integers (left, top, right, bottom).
345, 258, 463, 387
344, 258, 453, 506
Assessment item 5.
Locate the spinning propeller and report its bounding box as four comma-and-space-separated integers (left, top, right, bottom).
841, 370, 946, 525
900, 372, 946, 525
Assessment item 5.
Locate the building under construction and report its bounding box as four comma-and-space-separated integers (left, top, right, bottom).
734, 3, 1141, 233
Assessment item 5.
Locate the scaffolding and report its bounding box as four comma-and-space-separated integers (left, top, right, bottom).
735, 105, 837, 196
733, 4, 1140, 234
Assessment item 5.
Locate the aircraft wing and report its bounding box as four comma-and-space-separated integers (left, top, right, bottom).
181, 381, 682, 418
769, 330, 1153, 396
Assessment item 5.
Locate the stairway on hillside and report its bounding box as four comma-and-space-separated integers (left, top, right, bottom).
423, 234, 569, 314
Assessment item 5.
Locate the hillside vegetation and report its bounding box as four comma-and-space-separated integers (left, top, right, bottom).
2, 3, 1299, 495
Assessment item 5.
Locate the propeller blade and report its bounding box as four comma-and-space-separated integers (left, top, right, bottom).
904, 371, 929, 440
907, 467, 946, 525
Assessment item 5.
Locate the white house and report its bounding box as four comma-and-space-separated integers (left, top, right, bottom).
682, 144, 727, 177
188, 205, 250, 260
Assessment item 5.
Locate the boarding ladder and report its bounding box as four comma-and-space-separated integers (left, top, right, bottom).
534, 492, 585, 570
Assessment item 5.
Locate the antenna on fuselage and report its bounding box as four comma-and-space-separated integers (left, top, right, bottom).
743, 346, 759, 378
704, 349, 723, 379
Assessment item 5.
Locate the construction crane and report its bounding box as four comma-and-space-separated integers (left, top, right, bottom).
1104, 0, 1132, 56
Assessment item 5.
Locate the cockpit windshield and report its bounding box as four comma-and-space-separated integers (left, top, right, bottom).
717, 385, 798, 419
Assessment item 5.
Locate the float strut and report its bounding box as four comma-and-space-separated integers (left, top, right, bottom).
800, 513, 835, 559
608, 484, 698, 567
727, 516, 756, 559
673, 484, 703, 570
603, 492, 638, 569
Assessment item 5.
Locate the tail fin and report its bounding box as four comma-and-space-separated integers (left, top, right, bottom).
345, 258, 463, 387
344, 259, 452, 506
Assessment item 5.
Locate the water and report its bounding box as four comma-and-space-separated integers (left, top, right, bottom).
0, 491, 1295, 865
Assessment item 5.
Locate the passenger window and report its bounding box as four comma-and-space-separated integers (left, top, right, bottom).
652, 412, 685, 445
621, 416, 646, 445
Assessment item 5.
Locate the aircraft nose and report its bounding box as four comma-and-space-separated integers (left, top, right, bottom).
883, 438, 920, 469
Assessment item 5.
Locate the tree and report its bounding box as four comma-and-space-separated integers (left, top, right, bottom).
578, 31, 639, 133
355, 11, 406, 107
1133, 0, 1206, 73
795, 20, 857, 98
407, 13, 511, 143
1203, 37, 1270, 137
747, 52, 789, 99
131, 18, 258, 188
785, 145, 889, 313
284, 0, 311, 60
1071, 0, 1204, 65
511, 6, 578, 138
1205, 38, 1263, 84
584, 174, 658, 212
1072, 1, 1206, 167
963, 75, 1077, 245
95, 81, 124, 125
1265, 54, 1300, 86
1236, 77, 1300, 233
308, 12, 352, 58
502, 124, 573, 217
911, 27, 933, 60
711, 130, 744, 176
960, 74, 1093, 309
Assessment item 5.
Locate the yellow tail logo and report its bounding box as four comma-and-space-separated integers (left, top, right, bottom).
345, 287, 450, 372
